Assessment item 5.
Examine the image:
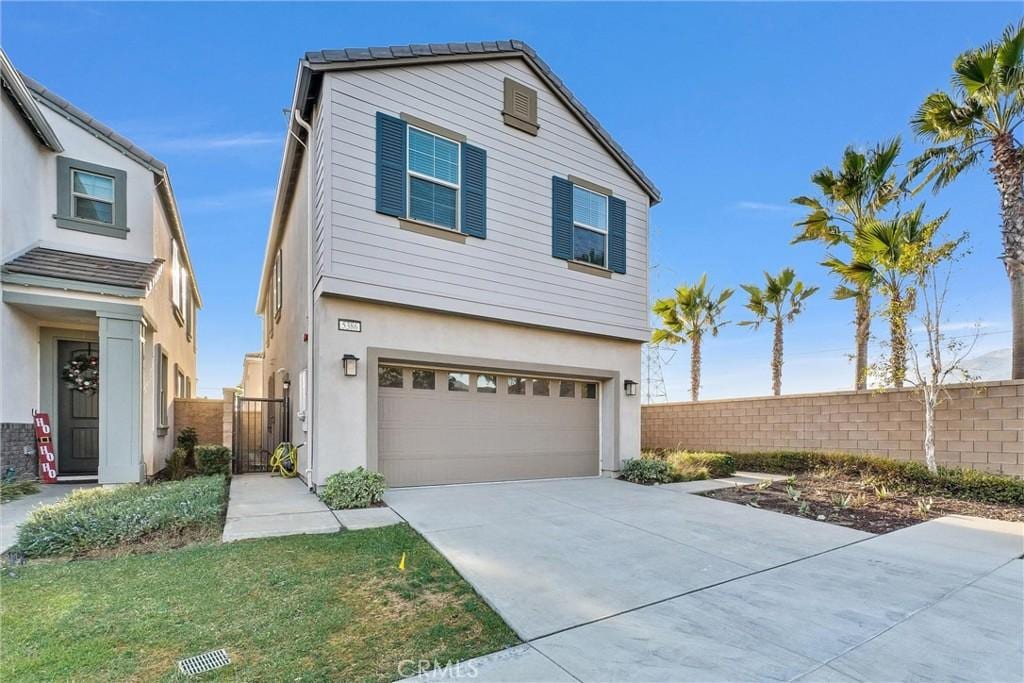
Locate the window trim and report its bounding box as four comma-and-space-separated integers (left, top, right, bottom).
406, 124, 462, 232
55, 156, 129, 238
571, 184, 609, 269
156, 345, 169, 433
274, 249, 283, 321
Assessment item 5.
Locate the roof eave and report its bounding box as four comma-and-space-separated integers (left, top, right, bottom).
0, 49, 63, 152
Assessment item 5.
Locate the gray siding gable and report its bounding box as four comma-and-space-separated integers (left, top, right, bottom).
317, 57, 650, 342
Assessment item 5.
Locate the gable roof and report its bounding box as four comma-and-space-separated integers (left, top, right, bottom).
3, 247, 164, 292
300, 40, 660, 203
0, 48, 62, 152
14, 71, 202, 307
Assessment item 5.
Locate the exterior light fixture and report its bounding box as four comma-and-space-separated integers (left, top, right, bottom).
281, 379, 291, 390
342, 354, 359, 377
624, 380, 638, 397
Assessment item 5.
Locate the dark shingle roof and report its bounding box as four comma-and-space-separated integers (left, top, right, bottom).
20, 74, 166, 173
3, 248, 163, 291
302, 40, 660, 203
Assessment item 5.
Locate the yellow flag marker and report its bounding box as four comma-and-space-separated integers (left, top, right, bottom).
398, 552, 406, 571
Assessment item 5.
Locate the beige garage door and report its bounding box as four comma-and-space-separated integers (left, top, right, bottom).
377, 365, 600, 487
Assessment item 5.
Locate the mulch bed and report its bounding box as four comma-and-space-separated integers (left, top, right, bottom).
703, 472, 1024, 534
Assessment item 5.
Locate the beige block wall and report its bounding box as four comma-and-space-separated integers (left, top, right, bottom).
641, 380, 1024, 477
173, 398, 230, 448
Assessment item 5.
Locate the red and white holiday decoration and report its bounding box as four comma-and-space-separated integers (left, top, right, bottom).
33, 412, 57, 483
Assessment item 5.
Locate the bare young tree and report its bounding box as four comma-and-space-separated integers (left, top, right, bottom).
871, 242, 977, 473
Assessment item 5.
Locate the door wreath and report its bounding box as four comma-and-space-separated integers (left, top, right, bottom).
62, 354, 99, 395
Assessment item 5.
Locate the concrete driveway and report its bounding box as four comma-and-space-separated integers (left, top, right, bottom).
387, 477, 1023, 682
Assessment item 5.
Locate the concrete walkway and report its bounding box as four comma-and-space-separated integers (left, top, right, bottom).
1, 483, 92, 553
390, 477, 1023, 682
222, 474, 401, 542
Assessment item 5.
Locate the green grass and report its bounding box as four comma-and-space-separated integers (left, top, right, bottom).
0, 479, 40, 504
1, 525, 518, 682
15, 476, 227, 557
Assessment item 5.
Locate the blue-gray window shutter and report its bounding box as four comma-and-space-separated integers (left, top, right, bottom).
460, 143, 486, 238
551, 176, 573, 260
608, 196, 627, 274
376, 112, 407, 217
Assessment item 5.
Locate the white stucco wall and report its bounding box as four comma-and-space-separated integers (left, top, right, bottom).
1, 94, 49, 260
0, 304, 41, 423
310, 295, 642, 486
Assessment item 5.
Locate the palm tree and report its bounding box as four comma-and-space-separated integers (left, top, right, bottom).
826, 206, 956, 388
792, 139, 902, 389
910, 20, 1024, 378
739, 268, 818, 396
651, 275, 733, 401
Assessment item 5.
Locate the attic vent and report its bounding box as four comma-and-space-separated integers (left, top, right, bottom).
502, 78, 539, 136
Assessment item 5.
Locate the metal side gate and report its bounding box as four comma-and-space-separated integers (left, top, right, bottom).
232, 396, 288, 474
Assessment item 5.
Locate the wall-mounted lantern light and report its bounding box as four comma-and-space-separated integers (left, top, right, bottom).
624, 379, 638, 397
281, 378, 291, 391
342, 354, 359, 377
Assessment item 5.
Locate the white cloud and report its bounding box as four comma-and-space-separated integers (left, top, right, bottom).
181, 187, 276, 213
150, 132, 279, 152
733, 200, 798, 213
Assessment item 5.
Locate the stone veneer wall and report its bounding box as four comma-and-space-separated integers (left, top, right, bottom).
1, 423, 37, 479
641, 380, 1024, 477
173, 395, 233, 448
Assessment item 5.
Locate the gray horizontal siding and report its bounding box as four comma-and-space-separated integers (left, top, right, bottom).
313, 100, 330, 283
322, 58, 650, 340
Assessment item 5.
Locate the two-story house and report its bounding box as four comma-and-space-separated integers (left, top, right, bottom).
0, 49, 201, 484
257, 41, 659, 488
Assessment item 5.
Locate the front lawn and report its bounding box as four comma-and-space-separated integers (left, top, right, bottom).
1, 525, 517, 681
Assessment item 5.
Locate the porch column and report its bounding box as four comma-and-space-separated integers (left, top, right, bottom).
97, 312, 144, 483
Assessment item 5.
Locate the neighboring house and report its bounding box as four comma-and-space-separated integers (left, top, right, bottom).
239, 352, 265, 398
257, 40, 658, 488
0, 49, 201, 483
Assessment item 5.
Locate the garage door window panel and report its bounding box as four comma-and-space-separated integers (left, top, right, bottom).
559, 381, 576, 398
412, 369, 436, 390
379, 366, 404, 388
507, 377, 526, 395
583, 383, 598, 399
531, 379, 550, 397
476, 374, 497, 393
448, 372, 469, 392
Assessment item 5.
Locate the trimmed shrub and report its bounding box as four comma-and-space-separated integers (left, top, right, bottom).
176, 427, 199, 465
319, 467, 386, 509
621, 457, 672, 485
729, 451, 1024, 505
165, 447, 189, 481
16, 476, 227, 557
196, 444, 233, 476
665, 451, 736, 480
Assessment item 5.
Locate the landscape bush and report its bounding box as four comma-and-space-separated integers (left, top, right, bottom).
319, 467, 386, 509
664, 451, 736, 480
15, 476, 227, 557
620, 457, 672, 484
165, 447, 189, 481
196, 444, 233, 476
729, 451, 1024, 505
176, 426, 199, 465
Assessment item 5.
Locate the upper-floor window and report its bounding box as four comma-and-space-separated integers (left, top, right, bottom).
572, 185, 608, 268
72, 170, 115, 224
55, 157, 129, 238
408, 127, 460, 230
273, 248, 283, 320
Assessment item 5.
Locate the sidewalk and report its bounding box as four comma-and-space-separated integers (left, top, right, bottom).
222, 474, 340, 542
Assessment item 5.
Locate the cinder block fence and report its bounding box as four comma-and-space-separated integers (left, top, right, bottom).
173, 389, 235, 448
641, 380, 1024, 476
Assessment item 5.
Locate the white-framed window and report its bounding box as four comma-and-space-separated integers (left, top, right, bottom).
572, 185, 608, 268
274, 248, 283, 320
171, 240, 182, 312
71, 169, 115, 225
175, 365, 186, 399
407, 126, 460, 230
156, 345, 169, 431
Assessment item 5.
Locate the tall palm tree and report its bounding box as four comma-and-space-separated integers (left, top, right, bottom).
910, 20, 1024, 378
792, 139, 902, 389
739, 268, 818, 396
826, 206, 956, 388
651, 275, 733, 401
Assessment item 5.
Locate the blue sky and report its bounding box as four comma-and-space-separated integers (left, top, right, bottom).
3, 2, 1019, 399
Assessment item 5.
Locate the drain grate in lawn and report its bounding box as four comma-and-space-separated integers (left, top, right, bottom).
0, 524, 518, 682
704, 472, 1024, 533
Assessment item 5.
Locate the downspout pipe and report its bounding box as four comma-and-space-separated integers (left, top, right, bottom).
290, 107, 315, 490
